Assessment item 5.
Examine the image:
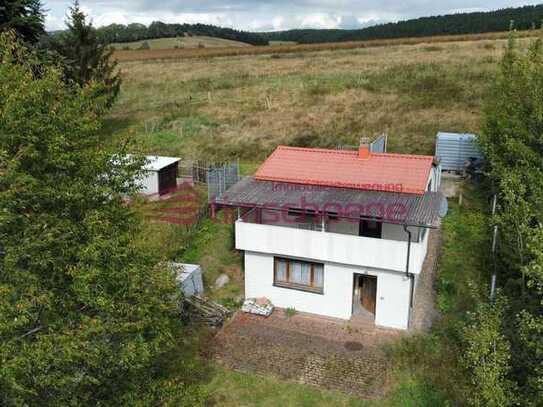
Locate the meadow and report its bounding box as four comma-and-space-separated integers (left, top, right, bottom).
108, 35, 509, 404
107, 35, 513, 165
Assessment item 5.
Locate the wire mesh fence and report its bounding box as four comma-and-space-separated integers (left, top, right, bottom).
178, 159, 240, 202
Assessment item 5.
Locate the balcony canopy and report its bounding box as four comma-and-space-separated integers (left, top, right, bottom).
215, 177, 447, 228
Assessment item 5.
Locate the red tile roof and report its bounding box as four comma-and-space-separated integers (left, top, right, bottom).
254, 146, 434, 195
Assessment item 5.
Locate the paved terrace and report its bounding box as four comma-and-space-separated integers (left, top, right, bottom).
211, 309, 401, 398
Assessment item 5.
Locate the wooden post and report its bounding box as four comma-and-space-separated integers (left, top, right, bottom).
210, 203, 217, 220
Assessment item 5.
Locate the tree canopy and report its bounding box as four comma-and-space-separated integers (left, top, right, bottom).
0, 0, 45, 44
0, 31, 196, 405
474, 33, 543, 406
49, 1, 121, 107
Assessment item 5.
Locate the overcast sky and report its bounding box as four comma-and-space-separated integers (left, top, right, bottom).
43, 1, 542, 32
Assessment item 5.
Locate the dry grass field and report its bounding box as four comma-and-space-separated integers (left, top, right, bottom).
111, 30, 534, 62
107, 34, 529, 168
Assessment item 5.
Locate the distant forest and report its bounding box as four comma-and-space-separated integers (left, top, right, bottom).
263, 4, 543, 43
96, 22, 268, 45
97, 4, 543, 46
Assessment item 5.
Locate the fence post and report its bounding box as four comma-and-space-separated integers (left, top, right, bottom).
490, 194, 498, 301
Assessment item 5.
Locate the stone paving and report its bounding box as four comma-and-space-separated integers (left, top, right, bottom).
410, 229, 442, 331
211, 310, 401, 398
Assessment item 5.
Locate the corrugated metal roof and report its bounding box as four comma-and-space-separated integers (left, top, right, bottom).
216, 177, 446, 228
144, 156, 181, 171
435, 132, 483, 171
254, 146, 434, 195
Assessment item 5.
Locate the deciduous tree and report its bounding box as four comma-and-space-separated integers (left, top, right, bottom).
0, 31, 199, 405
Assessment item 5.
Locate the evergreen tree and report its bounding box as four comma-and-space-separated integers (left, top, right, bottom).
0, 0, 45, 43
52, 1, 121, 107
0, 31, 200, 405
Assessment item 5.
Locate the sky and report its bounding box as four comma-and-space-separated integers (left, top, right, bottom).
43, 1, 542, 32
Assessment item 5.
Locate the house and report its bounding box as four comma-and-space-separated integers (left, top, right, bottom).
138, 156, 181, 196
214, 140, 446, 330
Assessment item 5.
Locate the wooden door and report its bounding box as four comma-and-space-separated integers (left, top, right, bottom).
360, 276, 377, 315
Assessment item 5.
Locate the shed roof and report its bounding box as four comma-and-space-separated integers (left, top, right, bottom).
255, 146, 434, 195
144, 156, 181, 171
216, 177, 447, 228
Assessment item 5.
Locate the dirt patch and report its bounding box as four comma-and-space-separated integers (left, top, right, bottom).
211, 311, 401, 398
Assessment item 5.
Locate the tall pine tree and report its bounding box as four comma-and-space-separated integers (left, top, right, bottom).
0, 0, 45, 43
52, 1, 121, 107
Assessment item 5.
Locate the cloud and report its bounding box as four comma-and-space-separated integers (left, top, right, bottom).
43, 0, 543, 32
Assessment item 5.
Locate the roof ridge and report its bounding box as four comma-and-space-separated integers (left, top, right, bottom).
277, 145, 356, 155
373, 152, 434, 160
277, 145, 434, 160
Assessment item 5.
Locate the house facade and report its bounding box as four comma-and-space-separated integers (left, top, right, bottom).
216, 143, 445, 330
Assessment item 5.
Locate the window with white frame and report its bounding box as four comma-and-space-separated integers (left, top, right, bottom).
274, 257, 324, 294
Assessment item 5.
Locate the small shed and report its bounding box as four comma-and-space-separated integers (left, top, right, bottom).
139, 156, 181, 196
171, 263, 204, 297
435, 132, 483, 172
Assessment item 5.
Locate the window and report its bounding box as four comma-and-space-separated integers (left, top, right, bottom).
287, 208, 319, 231
274, 257, 324, 294
359, 218, 382, 239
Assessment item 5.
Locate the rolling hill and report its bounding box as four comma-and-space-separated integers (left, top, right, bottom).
109, 36, 251, 50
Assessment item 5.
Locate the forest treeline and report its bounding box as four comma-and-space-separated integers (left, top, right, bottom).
95, 22, 268, 46
92, 4, 543, 47
263, 4, 543, 43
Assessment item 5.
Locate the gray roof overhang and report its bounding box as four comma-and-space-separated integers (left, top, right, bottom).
215, 177, 447, 228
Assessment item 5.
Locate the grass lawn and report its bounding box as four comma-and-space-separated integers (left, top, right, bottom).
205, 368, 369, 407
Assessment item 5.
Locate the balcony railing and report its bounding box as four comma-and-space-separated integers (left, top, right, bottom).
236, 208, 428, 274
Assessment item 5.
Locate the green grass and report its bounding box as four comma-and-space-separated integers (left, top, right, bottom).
181, 216, 242, 302
205, 369, 368, 407
362, 62, 491, 108
436, 182, 490, 317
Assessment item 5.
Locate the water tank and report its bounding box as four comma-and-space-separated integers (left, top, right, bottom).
435, 132, 483, 172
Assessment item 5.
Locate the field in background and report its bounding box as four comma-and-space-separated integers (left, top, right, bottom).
107, 35, 527, 166
110, 35, 251, 51
112, 30, 536, 62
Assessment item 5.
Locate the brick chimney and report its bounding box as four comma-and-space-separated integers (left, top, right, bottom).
359, 137, 371, 159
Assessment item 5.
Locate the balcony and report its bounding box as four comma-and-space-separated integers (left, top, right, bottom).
235, 209, 428, 274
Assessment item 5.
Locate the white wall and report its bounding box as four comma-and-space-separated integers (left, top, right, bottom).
137, 171, 159, 195
244, 251, 412, 329
236, 220, 428, 275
